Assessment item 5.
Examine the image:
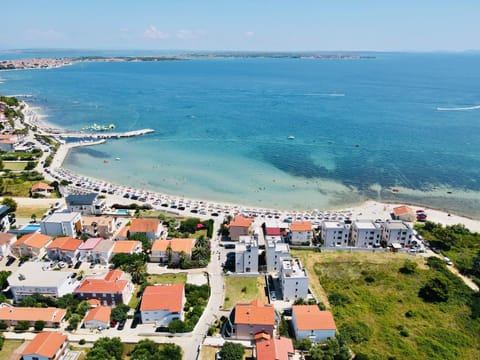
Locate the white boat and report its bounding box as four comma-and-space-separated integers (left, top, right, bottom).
287, 135, 295, 140
115, 157, 120, 161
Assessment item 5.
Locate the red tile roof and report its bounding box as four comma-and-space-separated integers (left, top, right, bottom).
0, 233, 15, 246
75, 270, 129, 294
13, 233, 52, 249
256, 335, 294, 360
47, 237, 83, 251
31, 182, 54, 192
151, 238, 196, 256
112, 240, 141, 254
266, 227, 281, 236
140, 284, 184, 312
0, 307, 66, 323
84, 306, 111, 324
292, 305, 336, 331
229, 215, 254, 228
393, 205, 415, 216
21, 332, 67, 358
129, 218, 159, 233
235, 300, 275, 326
290, 221, 312, 232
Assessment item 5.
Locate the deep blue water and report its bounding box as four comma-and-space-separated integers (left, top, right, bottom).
1, 52, 480, 215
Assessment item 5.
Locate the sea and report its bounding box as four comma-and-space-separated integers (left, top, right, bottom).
1, 50, 480, 217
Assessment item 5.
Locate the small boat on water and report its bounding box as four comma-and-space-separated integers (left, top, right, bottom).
392, 188, 400, 193
115, 157, 120, 161
287, 135, 295, 140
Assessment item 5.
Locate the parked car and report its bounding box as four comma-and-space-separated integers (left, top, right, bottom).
270, 291, 277, 301
117, 319, 126, 330
444, 257, 453, 265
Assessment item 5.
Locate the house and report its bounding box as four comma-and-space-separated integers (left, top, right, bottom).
0, 232, 16, 257
128, 218, 163, 241
0, 134, 17, 151
83, 306, 111, 329
78, 237, 104, 262
292, 305, 336, 343
228, 215, 254, 241
46, 237, 83, 263
140, 284, 185, 326
89, 239, 115, 264
65, 193, 106, 215
150, 238, 196, 264
0, 205, 11, 232
226, 300, 275, 340
31, 182, 55, 196
351, 220, 382, 248
392, 205, 416, 222
74, 269, 134, 306
112, 240, 142, 255
11, 233, 52, 258
382, 220, 414, 247
265, 227, 284, 243
280, 258, 309, 301
289, 221, 313, 245
320, 221, 350, 247
115, 225, 130, 240
265, 239, 290, 273
0, 305, 66, 327
235, 235, 259, 273
21, 331, 69, 360
82, 215, 116, 239
7, 262, 78, 300
255, 333, 294, 360
40, 211, 82, 238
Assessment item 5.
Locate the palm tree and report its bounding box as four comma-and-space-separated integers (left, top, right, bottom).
122, 261, 146, 284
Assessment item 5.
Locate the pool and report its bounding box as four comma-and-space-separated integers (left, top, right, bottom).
116, 209, 129, 215
21, 224, 41, 233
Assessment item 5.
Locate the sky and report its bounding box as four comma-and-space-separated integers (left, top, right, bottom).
1, 0, 479, 52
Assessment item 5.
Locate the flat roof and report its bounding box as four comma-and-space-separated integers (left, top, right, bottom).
387, 221, 410, 230
354, 220, 380, 230
43, 211, 80, 223
323, 221, 347, 229
8, 262, 74, 288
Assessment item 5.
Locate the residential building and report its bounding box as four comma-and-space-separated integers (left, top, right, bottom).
21, 332, 69, 360
0, 206, 11, 232
0, 305, 66, 327
255, 333, 294, 360
7, 262, 78, 300
320, 221, 350, 247
74, 269, 134, 305
289, 221, 313, 245
149, 238, 196, 264
40, 211, 82, 238
393, 205, 416, 222
0, 232, 16, 257
292, 305, 337, 343
83, 306, 111, 329
382, 220, 414, 247
351, 220, 382, 248
112, 240, 142, 255
265, 227, 283, 243
31, 182, 55, 196
228, 215, 254, 241
115, 225, 130, 240
65, 193, 106, 215
226, 300, 275, 340
128, 218, 163, 241
0, 134, 17, 152
82, 215, 116, 239
140, 284, 185, 326
235, 235, 259, 273
11, 233, 52, 258
77, 237, 104, 262
265, 239, 290, 273
280, 258, 309, 301
46, 237, 83, 263
89, 239, 115, 264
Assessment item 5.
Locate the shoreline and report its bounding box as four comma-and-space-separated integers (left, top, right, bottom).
11, 99, 480, 230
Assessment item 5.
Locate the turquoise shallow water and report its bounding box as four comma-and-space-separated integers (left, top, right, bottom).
1, 52, 480, 215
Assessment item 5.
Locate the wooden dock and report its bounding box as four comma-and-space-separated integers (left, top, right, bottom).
55, 128, 155, 139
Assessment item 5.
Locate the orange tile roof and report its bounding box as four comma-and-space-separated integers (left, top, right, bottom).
140, 284, 184, 312
117, 225, 130, 238
75, 270, 129, 294
82, 215, 114, 226
0, 307, 66, 323
393, 205, 415, 216
256, 336, 294, 360
31, 182, 54, 192
87, 299, 101, 307
235, 300, 275, 326
151, 238, 196, 256
12, 233, 52, 249
84, 306, 111, 323
47, 237, 83, 251
292, 305, 336, 331
104, 269, 124, 281
112, 240, 141, 254
21, 332, 67, 358
129, 218, 159, 233
229, 215, 254, 228
290, 221, 312, 232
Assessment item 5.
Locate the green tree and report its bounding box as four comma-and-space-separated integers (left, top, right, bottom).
111, 304, 130, 322
157, 343, 182, 360
87, 337, 124, 360
419, 276, 451, 303
34, 320, 45, 331
1, 197, 17, 213
310, 335, 350, 360
14, 321, 30, 331
179, 218, 201, 234
121, 260, 146, 284
128, 232, 151, 251
219, 342, 245, 360
68, 314, 82, 330
0, 334, 4, 351
131, 339, 158, 359
340, 321, 372, 344
0, 271, 11, 290
399, 260, 418, 274
168, 319, 186, 333
472, 250, 480, 277
86, 346, 116, 360
279, 316, 289, 336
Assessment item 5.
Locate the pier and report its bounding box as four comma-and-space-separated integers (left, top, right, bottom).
53, 128, 155, 139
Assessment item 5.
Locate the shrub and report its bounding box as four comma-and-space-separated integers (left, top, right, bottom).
0, 321, 7, 330
405, 310, 415, 318
79, 339, 86, 345
419, 276, 451, 303
340, 321, 372, 344
400, 260, 418, 274
34, 320, 45, 331
329, 292, 351, 306
14, 321, 30, 332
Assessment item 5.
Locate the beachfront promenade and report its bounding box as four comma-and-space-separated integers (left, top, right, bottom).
53, 128, 155, 139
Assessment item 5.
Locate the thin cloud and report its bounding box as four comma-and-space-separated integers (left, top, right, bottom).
144, 26, 170, 40
244, 31, 255, 37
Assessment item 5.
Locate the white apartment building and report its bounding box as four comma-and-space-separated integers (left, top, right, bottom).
40, 211, 82, 238
382, 220, 414, 246
280, 258, 309, 301
235, 235, 259, 273
351, 220, 382, 247
265, 239, 290, 273
321, 221, 350, 247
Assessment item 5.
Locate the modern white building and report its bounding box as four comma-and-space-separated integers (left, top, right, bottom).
140, 284, 185, 326
351, 220, 382, 248
280, 258, 309, 301
235, 235, 259, 273
40, 211, 82, 238
382, 220, 414, 247
292, 305, 337, 343
7, 262, 79, 301
265, 239, 290, 273
320, 221, 350, 247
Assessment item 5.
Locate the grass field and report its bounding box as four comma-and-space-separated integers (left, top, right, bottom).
146, 273, 187, 284
0, 340, 24, 360
15, 205, 49, 219
3, 161, 28, 171
292, 250, 480, 360
223, 276, 267, 309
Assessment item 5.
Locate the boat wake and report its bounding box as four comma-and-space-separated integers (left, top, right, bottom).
436, 105, 480, 111
303, 93, 345, 97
